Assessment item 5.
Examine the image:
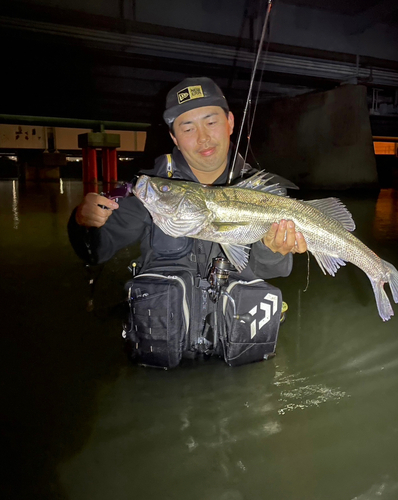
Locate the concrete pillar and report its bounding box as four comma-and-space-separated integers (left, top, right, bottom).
251, 85, 379, 190
78, 132, 120, 194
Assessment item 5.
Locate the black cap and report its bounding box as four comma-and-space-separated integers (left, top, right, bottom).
163, 77, 229, 126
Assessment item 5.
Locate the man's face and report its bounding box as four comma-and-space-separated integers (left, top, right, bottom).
170, 106, 234, 178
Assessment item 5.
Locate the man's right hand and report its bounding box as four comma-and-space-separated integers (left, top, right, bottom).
75, 193, 119, 228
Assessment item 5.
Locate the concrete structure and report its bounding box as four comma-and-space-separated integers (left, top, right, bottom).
0, 0, 397, 187
252, 85, 379, 189
0, 124, 146, 181
1, 1, 397, 126
0, 125, 146, 152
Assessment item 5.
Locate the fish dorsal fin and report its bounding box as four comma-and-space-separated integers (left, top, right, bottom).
235, 170, 299, 196
221, 243, 250, 272
305, 198, 356, 231
312, 251, 347, 277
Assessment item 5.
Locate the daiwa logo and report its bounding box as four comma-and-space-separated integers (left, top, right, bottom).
248, 293, 278, 339
177, 85, 205, 104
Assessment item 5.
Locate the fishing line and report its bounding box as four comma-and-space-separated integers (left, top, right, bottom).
227, 0, 274, 185
303, 250, 310, 293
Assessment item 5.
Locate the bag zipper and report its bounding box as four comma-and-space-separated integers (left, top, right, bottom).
129, 273, 190, 334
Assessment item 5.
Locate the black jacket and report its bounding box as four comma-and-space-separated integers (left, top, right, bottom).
67, 147, 293, 280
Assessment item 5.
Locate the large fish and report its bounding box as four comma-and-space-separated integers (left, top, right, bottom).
133, 172, 398, 321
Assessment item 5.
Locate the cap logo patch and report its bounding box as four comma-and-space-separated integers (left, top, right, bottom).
177, 85, 204, 105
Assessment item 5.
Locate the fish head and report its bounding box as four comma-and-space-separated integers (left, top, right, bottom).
133, 175, 210, 237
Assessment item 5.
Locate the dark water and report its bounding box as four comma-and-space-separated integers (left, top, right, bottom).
1, 180, 398, 500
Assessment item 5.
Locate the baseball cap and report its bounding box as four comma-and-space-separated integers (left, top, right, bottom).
163, 77, 229, 126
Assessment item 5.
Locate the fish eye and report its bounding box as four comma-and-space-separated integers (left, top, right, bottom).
160, 184, 170, 192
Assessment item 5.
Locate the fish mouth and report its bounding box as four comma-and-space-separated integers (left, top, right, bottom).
132, 175, 147, 199
133, 175, 159, 206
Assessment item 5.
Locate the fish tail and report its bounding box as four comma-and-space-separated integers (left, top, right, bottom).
370, 279, 394, 322
368, 260, 398, 322
383, 260, 398, 303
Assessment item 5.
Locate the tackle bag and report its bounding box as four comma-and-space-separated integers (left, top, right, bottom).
219, 279, 282, 367
123, 270, 283, 369
123, 269, 193, 369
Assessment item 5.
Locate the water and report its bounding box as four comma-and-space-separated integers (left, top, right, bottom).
1, 180, 398, 500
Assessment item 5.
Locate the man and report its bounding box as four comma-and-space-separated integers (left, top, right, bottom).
69, 77, 306, 268
68, 77, 307, 367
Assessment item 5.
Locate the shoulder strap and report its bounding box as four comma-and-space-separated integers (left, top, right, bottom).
165, 154, 174, 178
139, 153, 175, 179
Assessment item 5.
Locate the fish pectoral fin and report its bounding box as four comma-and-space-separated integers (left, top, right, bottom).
312, 251, 346, 277
305, 198, 356, 232
221, 244, 250, 272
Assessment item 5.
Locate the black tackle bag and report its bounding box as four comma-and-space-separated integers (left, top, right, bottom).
123, 269, 193, 369
124, 270, 282, 369
219, 279, 282, 367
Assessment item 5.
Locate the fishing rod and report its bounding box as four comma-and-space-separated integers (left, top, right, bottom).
227, 0, 273, 185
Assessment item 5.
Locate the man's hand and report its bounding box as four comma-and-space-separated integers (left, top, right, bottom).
75, 193, 119, 228
262, 219, 307, 256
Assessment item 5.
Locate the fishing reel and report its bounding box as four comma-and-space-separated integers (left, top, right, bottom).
207, 257, 256, 325
207, 257, 234, 302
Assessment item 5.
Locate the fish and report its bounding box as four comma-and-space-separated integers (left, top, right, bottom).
133, 171, 398, 321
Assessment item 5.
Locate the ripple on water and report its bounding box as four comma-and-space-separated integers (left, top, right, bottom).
274, 371, 349, 415
351, 477, 398, 500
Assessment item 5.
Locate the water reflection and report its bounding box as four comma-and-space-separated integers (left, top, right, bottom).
2, 180, 398, 500
372, 189, 398, 240
352, 478, 398, 500
12, 179, 19, 230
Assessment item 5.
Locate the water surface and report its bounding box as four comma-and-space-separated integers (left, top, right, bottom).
1, 180, 398, 500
